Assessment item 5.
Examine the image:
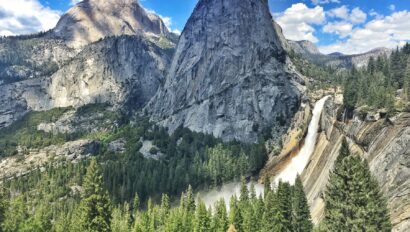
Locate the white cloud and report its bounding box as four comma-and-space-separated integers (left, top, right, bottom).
319, 10, 410, 54
311, 0, 340, 5
323, 21, 353, 38
0, 0, 61, 36
369, 9, 383, 19
389, 4, 396, 11
328, 5, 349, 19
328, 6, 367, 24
350, 7, 367, 24
171, 29, 181, 35
275, 3, 325, 43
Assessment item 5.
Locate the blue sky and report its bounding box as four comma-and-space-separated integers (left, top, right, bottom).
1, 0, 410, 54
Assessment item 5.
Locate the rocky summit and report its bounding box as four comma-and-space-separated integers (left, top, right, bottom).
0, 0, 175, 129
147, 0, 302, 143
52, 0, 171, 48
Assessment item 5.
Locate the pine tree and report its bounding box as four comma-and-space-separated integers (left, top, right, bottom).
0, 188, 7, 232
159, 194, 170, 226
111, 203, 131, 232
263, 175, 271, 197
322, 140, 391, 231
404, 57, 410, 101
275, 181, 293, 232
262, 190, 277, 232
78, 158, 112, 232
292, 175, 313, 232
229, 195, 242, 231
343, 69, 358, 111
212, 199, 228, 232
194, 200, 211, 232
184, 185, 196, 213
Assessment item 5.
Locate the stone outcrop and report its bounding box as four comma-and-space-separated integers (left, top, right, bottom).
52, 0, 171, 48
47, 35, 172, 109
0, 0, 175, 129
147, 0, 302, 143
0, 140, 101, 179
301, 98, 410, 232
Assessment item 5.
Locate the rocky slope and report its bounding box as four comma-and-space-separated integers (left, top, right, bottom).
0, 0, 175, 129
263, 95, 409, 231
51, 0, 171, 48
147, 0, 302, 143
299, 98, 410, 232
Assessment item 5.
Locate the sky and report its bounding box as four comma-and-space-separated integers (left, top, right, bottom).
0, 0, 409, 54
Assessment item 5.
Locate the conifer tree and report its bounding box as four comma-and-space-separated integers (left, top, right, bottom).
404, 57, 410, 101
229, 195, 242, 231
275, 181, 293, 232
263, 175, 271, 197
111, 203, 131, 232
262, 190, 277, 232
78, 158, 112, 232
322, 139, 391, 231
194, 200, 211, 232
212, 199, 228, 232
0, 188, 7, 232
292, 175, 313, 232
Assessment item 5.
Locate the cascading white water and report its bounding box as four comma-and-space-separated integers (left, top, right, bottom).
198, 96, 330, 207
274, 96, 330, 185
198, 182, 264, 209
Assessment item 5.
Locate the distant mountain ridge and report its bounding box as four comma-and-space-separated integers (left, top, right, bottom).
286, 39, 392, 68
273, 21, 392, 68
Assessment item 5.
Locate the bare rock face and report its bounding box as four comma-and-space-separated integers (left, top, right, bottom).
0, 139, 100, 179
301, 99, 410, 232
147, 0, 301, 143
47, 35, 172, 109
0, 37, 76, 84
0, 0, 175, 129
52, 0, 171, 48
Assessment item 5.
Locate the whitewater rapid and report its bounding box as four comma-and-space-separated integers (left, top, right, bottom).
274, 96, 330, 185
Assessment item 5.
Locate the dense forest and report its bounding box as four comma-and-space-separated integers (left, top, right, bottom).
0, 136, 390, 231
343, 43, 410, 113
290, 43, 410, 115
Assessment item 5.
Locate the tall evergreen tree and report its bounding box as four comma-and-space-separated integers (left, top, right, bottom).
0, 188, 7, 232
404, 57, 410, 101
212, 199, 228, 232
229, 195, 242, 231
275, 181, 293, 232
78, 158, 112, 232
322, 139, 391, 231
262, 190, 277, 232
111, 203, 131, 232
194, 200, 211, 232
292, 175, 313, 232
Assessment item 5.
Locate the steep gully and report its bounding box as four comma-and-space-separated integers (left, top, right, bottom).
198, 96, 330, 207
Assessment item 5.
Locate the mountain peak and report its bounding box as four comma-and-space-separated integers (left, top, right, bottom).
52, 0, 170, 47
147, 0, 300, 143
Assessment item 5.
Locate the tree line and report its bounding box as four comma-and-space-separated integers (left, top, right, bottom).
343, 43, 410, 113
0, 136, 391, 231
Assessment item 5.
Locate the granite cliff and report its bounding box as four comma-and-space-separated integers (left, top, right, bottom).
0, 0, 175, 128
147, 0, 302, 143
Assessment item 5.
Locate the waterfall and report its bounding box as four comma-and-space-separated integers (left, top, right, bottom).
274, 96, 330, 185
198, 96, 330, 207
